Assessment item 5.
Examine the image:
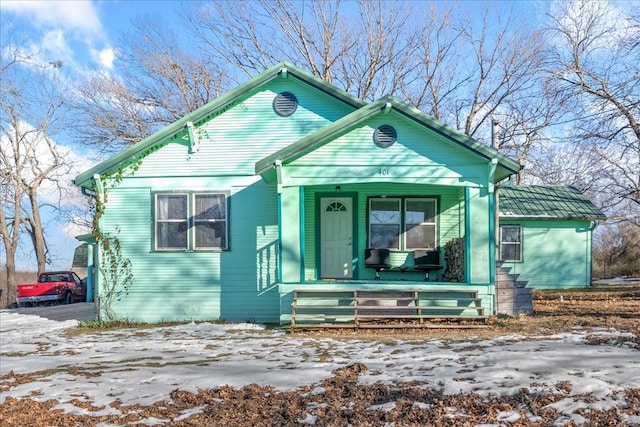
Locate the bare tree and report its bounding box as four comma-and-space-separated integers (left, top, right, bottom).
69, 16, 228, 152
0, 34, 71, 306
545, 0, 640, 223
188, 0, 423, 101
190, 0, 550, 154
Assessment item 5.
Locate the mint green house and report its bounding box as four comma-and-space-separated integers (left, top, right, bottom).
74, 63, 602, 323
497, 185, 606, 290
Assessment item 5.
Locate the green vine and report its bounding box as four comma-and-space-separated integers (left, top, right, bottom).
89, 138, 170, 320
91, 157, 146, 320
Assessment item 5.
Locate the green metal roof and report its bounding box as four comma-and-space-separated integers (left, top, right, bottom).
73, 61, 366, 189
498, 185, 606, 220
255, 95, 522, 181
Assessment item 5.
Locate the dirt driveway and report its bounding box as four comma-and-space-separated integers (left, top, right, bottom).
12, 302, 96, 322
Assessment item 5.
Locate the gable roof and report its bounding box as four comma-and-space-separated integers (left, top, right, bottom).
255, 95, 522, 181
498, 185, 606, 220
74, 62, 366, 189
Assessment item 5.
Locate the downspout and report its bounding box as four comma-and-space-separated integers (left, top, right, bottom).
588, 220, 600, 286
92, 174, 104, 317
488, 159, 498, 289
299, 186, 305, 283
275, 160, 283, 283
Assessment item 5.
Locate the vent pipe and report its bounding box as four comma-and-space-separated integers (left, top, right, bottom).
491, 119, 500, 150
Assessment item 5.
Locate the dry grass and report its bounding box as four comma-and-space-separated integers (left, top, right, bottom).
298, 284, 640, 342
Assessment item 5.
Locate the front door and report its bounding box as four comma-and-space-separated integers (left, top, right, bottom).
320, 197, 353, 279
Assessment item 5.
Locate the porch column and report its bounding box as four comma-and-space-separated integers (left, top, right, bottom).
465, 187, 493, 284
280, 186, 304, 283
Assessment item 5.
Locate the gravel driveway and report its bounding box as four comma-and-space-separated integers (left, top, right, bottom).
12, 302, 96, 322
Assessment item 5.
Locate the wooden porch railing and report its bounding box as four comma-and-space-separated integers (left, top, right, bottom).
291, 289, 487, 330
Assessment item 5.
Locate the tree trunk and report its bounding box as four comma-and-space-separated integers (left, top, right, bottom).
1, 258, 17, 308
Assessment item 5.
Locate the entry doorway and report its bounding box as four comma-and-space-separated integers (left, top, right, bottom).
320, 197, 354, 279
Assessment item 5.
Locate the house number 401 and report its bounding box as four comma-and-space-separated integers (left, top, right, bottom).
378, 168, 389, 176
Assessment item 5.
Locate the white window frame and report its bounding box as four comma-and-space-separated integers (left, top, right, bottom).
500, 225, 522, 262
154, 192, 228, 251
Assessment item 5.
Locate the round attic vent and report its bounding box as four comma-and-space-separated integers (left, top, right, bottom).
373, 125, 397, 148
273, 92, 298, 117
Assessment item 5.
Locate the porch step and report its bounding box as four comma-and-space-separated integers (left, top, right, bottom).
495, 264, 532, 315
291, 289, 487, 330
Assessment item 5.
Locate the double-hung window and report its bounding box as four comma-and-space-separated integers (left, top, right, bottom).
368, 197, 437, 250
500, 225, 522, 261
155, 193, 228, 251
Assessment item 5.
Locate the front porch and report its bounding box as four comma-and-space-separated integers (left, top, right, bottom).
279, 281, 493, 328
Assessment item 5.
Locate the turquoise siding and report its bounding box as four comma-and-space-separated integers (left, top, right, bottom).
97, 180, 280, 322
132, 79, 354, 178
500, 219, 594, 289
283, 113, 490, 188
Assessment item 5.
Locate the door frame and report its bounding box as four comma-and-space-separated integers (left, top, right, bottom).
315, 192, 358, 280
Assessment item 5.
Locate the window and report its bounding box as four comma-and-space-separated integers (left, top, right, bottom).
155, 193, 228, 250
405, 199, 437, 249
368, 197, 437, 250
500, 225, 522, 262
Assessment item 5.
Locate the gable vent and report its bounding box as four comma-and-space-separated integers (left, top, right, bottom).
373, 125, 397, 148
273, 92, 298, 117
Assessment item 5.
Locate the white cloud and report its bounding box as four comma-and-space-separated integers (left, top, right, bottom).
1, 0, 117, 74
1, 0, 103, 37
93, 46, 116, 70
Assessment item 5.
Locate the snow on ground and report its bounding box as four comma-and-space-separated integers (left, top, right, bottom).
1, 310, 639, 424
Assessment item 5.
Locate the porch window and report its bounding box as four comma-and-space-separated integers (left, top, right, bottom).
500, 225, 522, 262
369, 198, 401, 249
405, 198, 437, 249
155, 193, 228, 251
368, 197, 437, 250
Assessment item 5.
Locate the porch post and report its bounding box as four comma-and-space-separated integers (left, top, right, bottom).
465, 186, 492, 284
280, 186, 303, 283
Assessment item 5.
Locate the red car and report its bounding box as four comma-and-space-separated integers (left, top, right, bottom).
16, 271, 87, 307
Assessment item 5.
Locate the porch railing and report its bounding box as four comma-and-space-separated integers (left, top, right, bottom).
291, 289, 486, 330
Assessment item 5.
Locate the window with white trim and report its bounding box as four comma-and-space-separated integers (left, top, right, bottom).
368, 197, 437, 250
155, 193, 228, 250
500, 225, 522, 261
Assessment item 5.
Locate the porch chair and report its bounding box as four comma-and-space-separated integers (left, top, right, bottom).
413, 250, 443, 281
364, 248, 392, 280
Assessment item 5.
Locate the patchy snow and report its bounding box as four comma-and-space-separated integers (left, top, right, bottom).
1, 310, 639, 423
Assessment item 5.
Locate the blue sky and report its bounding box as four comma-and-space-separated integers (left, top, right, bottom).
0, 0, 194, 270
1, 0, 186, 75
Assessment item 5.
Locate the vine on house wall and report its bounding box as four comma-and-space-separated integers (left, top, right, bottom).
90, 136, 178, 320
90, 155, 147, 320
